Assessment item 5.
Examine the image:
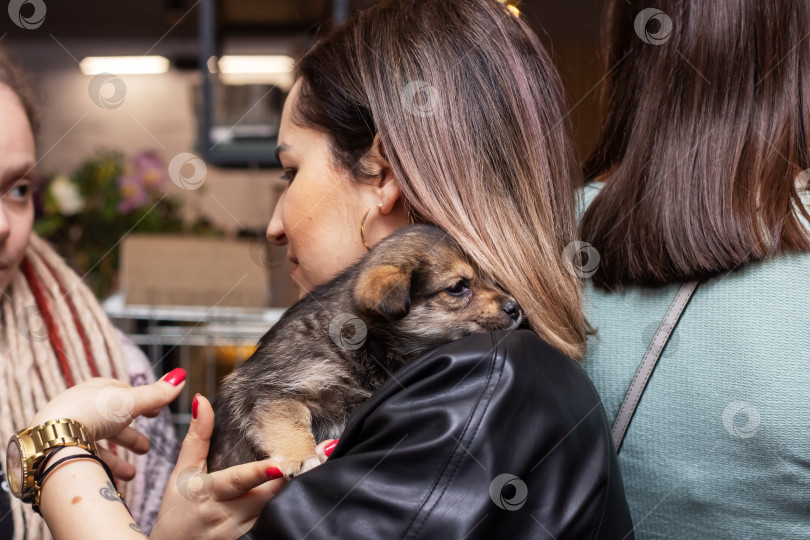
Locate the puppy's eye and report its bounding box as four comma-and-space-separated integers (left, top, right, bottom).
445, 280, 470, 297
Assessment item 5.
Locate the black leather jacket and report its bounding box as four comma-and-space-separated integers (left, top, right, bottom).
247, 329, 634, 539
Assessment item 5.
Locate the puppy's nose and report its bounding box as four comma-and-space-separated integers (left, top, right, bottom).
502, 301, 521, 321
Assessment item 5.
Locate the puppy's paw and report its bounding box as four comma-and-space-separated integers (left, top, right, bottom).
277, 454, 326, 480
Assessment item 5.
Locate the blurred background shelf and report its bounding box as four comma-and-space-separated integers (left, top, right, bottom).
104, 291, 284, 437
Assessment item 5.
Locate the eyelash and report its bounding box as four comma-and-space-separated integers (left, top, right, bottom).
6, 180, 31, 201
280, 169, 297, 184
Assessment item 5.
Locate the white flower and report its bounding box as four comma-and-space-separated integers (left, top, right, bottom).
50, 175, 85, 216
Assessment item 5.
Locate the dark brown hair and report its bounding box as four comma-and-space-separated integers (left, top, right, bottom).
0, 47, 39, 136
293, 0, 587, 358
580, 0, 810, 289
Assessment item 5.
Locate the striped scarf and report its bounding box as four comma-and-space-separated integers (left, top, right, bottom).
0, 234, 135, 540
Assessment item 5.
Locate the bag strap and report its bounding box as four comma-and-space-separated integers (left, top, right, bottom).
611, 280, 700, 452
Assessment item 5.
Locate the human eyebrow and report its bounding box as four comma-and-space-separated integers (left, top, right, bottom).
1, 161, 37, 186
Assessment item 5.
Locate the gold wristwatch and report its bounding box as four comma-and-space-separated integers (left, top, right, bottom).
6, 419, 97, 506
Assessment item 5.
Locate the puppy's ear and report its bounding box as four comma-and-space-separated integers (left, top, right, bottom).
354, 264, 412, 321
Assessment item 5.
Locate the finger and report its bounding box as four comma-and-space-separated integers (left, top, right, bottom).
316, 439, 339, 459
211, 458, 287, 501
128, 368, 186, 419
141, 408, 161, 418
220, 480, 286, 529
99, 446, 136, 481
109, 426, 150, 454
87, 378, 129, 389
175, 394, 214, 471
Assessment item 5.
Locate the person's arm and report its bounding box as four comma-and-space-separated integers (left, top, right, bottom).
21, 374, 334, 540
250, 329, 634, 539
25, 375, 185, 540
39, 447, 146, 537
116, 328, 181, 533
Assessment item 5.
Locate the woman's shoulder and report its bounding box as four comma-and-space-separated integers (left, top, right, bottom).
382, 329, 597, 413
255, 329, 633, 538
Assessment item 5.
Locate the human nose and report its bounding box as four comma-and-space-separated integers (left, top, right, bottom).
0, 203, 10, 244
266, 190, 287, 246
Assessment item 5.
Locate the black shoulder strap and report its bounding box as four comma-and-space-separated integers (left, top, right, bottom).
611, 280, 700, 452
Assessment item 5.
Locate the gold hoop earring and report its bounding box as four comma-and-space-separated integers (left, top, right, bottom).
360, 203, 383, 250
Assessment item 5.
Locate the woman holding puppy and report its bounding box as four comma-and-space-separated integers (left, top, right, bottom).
9, 0, 633, 538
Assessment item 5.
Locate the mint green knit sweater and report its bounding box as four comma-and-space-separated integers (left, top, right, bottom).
580, 181, 810, 539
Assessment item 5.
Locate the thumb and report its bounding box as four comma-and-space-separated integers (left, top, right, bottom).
130, 368, 186, 418
175, 393, 215, 472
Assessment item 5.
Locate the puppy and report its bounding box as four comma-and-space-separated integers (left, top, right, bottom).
208, 224, 523, 477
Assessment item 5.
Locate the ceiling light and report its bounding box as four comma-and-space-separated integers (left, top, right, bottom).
218, 55, 295, 75
79, 56, 170, 75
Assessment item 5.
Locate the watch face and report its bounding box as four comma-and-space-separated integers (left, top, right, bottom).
6, 439, 22, 496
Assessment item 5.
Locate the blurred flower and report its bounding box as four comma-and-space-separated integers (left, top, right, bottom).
118, 174, 147, 213
134, 151, 167, 191
34, 148, 221, 300
49, 174, 85, 216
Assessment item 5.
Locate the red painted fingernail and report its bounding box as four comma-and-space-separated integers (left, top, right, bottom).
266, 467, 283, 480
163, 368, 186, 386
324, 439, 339, 457
192, 394, 199, 419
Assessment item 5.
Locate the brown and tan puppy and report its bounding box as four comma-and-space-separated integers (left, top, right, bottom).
208, 224, 523, 478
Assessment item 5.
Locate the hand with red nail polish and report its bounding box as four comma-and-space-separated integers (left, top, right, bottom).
321, 439, 339, 457
152, 393, 289, 540
29, 370, 187, 445
163, 367, 187, 386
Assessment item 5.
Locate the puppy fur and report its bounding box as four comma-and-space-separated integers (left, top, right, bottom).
208, 224, 523, 477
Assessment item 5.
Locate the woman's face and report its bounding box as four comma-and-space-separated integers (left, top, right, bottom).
267, 79, 406, 297
0, 84, 35, 292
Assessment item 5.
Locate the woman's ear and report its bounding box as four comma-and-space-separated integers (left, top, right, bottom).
368, 133, 403, 216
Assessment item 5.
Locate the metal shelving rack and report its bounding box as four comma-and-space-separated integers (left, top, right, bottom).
103, 292, 285, 436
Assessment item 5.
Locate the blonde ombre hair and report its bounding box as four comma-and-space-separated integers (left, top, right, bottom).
295, 0, 585, 358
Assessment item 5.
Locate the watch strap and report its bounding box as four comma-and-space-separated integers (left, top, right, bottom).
28, 419, 97, 455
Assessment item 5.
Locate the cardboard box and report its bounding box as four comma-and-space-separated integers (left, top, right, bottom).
120, 234, 298, 308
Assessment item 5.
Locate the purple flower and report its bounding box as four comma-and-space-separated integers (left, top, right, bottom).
118, 174, 147, 213
133, 151, 167, 191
